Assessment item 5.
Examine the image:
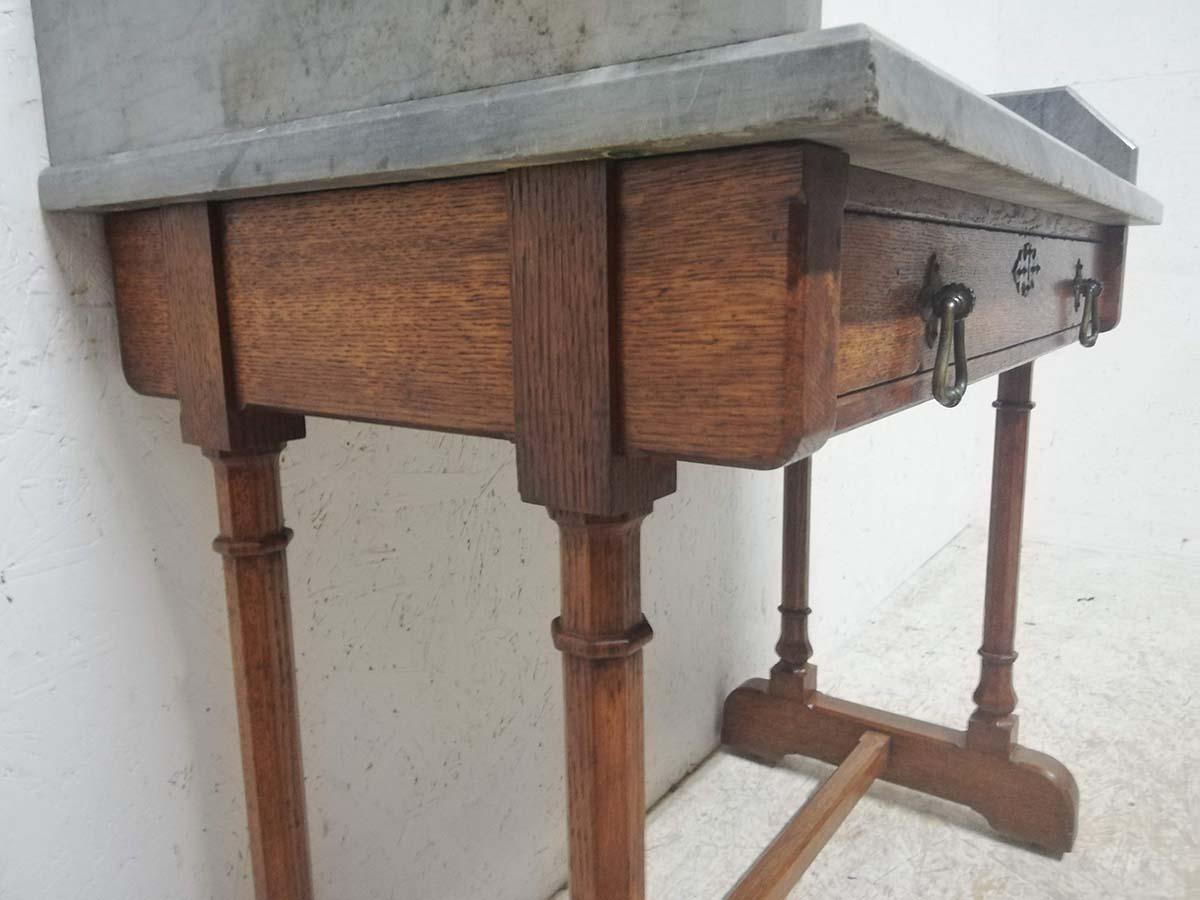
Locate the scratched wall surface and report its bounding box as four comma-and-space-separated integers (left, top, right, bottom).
0, 0, 1063, 897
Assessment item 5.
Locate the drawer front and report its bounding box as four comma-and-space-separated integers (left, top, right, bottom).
837, 215, 1107, 396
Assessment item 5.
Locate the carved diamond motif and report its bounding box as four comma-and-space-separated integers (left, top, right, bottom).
1011, 242, 1040, 296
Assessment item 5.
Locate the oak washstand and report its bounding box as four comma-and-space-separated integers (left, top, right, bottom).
30, 4, 1161, 897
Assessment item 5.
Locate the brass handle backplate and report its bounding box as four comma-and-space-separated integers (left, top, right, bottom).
1073, 260, 1103, 348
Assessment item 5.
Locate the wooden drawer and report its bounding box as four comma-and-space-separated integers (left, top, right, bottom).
837, 215, 1104, 397
104, 144, 1128, 468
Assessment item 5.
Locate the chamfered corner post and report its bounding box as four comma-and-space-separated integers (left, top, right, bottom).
507, 159, 675, 900
771, 456, 818, 700
160, 202, 313, 900
967, 362, 1035, 756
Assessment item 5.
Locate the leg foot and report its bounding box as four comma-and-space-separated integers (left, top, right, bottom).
722, 679, 1078, 855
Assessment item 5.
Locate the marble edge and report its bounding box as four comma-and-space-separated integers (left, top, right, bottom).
37, 24, 1162, 225
990, 85, 1139, 154
36, 25, 880, 212
863, 33, 1161, 226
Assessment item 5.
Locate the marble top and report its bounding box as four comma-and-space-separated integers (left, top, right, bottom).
993, 86, 1138, 183
36, 25, 1161, 225
31, 0, 823, 165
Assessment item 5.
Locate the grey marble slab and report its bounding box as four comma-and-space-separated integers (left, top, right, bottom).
36, 25, 1162, 226
993, 87, 1138, 182
31, 0, 821, 165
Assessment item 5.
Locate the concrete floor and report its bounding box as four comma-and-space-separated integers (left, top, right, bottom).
554, 529, 1200, 899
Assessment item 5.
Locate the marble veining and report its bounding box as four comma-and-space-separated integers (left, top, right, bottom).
30, 0, 822, 165
993, 86, 1138, 182
35, 25, 1160, 226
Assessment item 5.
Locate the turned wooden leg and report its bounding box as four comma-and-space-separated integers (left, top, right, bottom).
209, 447, 314, 900
967, 363, 1034, 755
552, 510, 653, 900
771, 457, 817, 699
723, 362, 1077, 855
506, 161, 675, 899
157, 202, 312, 896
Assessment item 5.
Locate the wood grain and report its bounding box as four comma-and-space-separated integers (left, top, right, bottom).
106, 209, 176, 397
210, 449, 314, 900
727, 732, 889, 900
833, 329, 1074, 434
159, 202, 311, 897
846, 167, 1106, 241
837, 214, 1104, 395
723, 680, 1079, 855
968, 364, 1034, 756
106, 144, 846, 465
771, 458, 817, 698
554, 511, 651, 900
507, 160, 674, 514
619, 143, 848, 465
507, 160, 676, 898
159, 203, 303, 451
105, 145, 1123, 467
221, 177, 514, 438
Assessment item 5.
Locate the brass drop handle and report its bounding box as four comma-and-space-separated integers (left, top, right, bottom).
1073, 260, 1103, 348
929, 283, 976, 408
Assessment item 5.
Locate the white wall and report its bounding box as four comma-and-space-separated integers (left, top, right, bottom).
824, 0, 1004, 83
3, 2, 1189, 899
986, 2, 1200, 559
